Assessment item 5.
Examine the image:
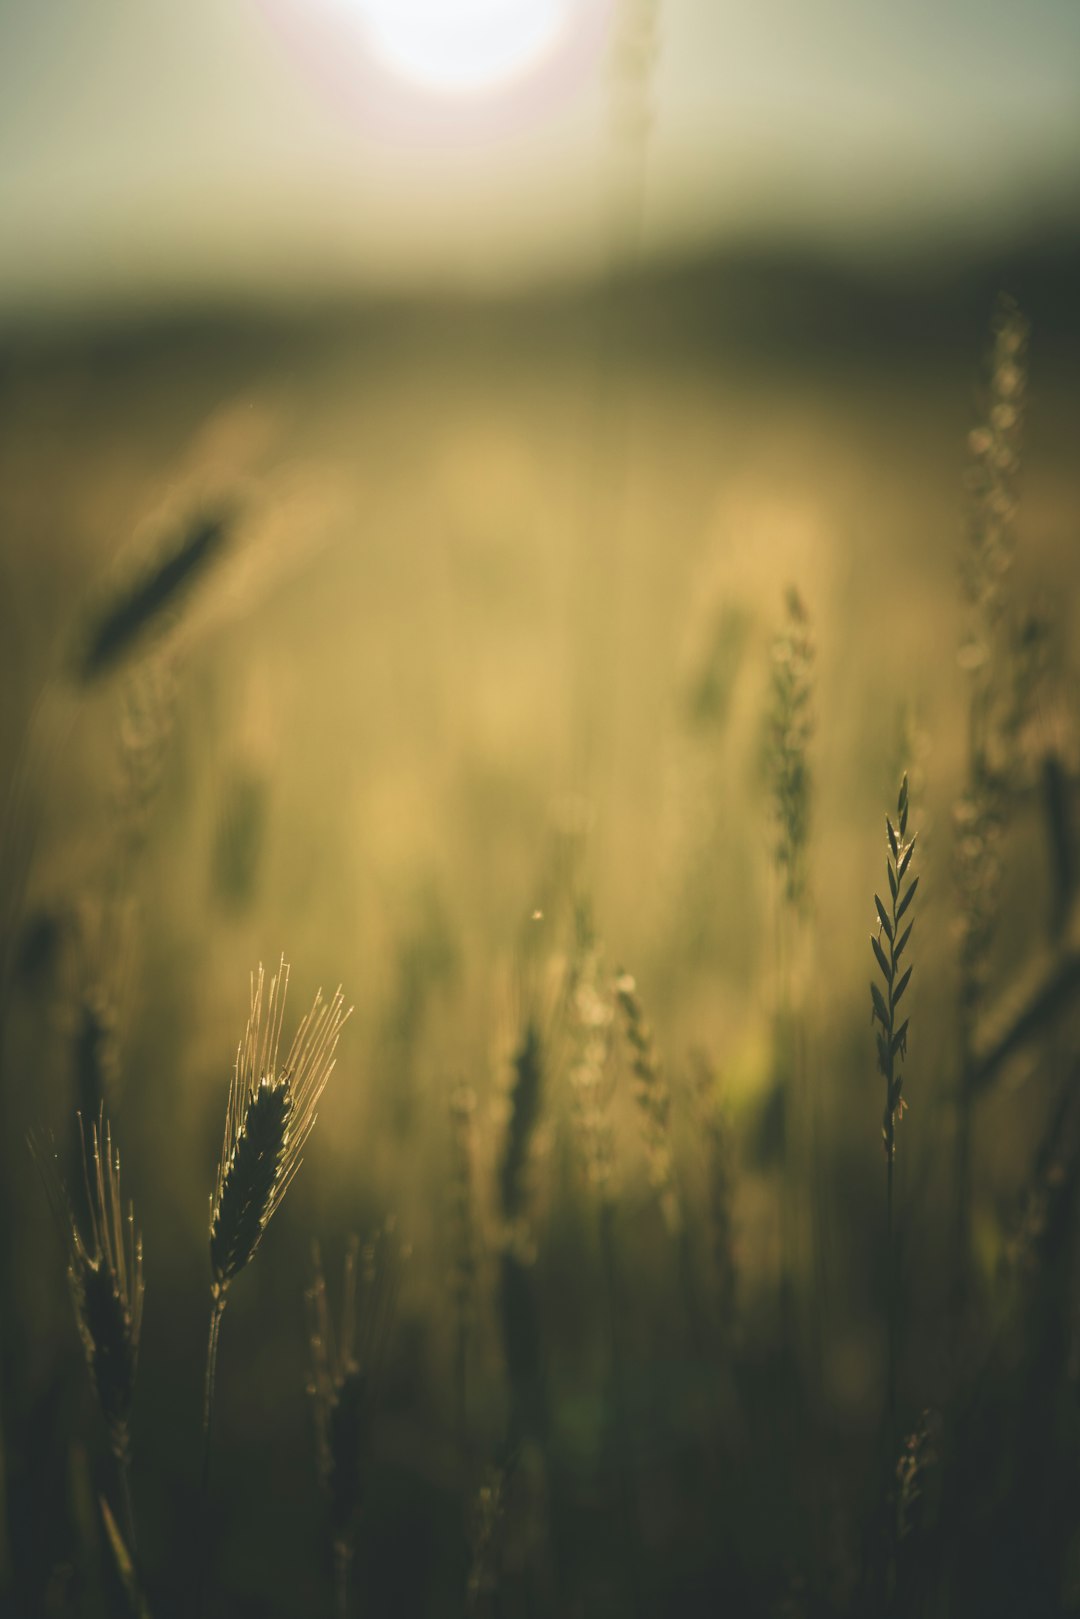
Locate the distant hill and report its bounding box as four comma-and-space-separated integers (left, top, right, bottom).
2, 222, 1079, 373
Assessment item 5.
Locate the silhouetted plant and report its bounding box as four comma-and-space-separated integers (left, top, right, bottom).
690, 1049, 737, 1343
565, 905, 617, 1204
307, 1224, 401, 1619
870, 773, 919, 1460
449, 1083, 478, 1452
767, 586, 815, 912
203, 960, 349, 1489
954, 295, 1029, 1271
33, 1110, 144, 1556
77, 506, 233, 682
615, 970, 679, 1233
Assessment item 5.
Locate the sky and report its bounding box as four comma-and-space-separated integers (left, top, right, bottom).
1, 0, 1078, 317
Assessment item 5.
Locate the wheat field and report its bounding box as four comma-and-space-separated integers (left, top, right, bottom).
1, 258, 1080, 1616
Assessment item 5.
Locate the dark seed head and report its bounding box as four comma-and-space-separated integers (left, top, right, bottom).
210, 1077, 291, 1290
32, 1111, 144, 1462
498, 1021, 542, 1225
78, 507, 232, 682
74, 1260, 139, 1456
209, 961, 350, 1295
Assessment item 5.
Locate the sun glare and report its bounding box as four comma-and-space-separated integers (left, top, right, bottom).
350, 0, 569, 96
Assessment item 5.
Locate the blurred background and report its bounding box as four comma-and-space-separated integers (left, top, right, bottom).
2, 2, 1080, 1615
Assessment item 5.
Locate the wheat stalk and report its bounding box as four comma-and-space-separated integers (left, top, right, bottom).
614, 971, 679, 1233
689, 1050, 737, 1343
565, 908, 617, 1204
494, 1008, 551, 1470
767, 586, 815, 913
203, 959, 349, 1492
77, 505, 234, 682
870, 773, 919, 1476
32, 1109, 144, 1555
497, 1020, 543, 1236
449, 1083, 478, 1453
614, 969, 710, 1364
307, 1224, 401, 1619
763, 587, 818, 1363
954, 295, 1029, 1282
465, 1464, 508, 1617
955, 294, 1030, 1023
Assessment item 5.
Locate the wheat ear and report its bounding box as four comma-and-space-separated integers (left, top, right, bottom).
31, 1109, 144, 1555
870, 774, 919, 1463
202, 959, 349, 1490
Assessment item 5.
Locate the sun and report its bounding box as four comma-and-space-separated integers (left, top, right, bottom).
349, 0, 571, 96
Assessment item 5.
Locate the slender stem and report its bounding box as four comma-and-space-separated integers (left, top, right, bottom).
199, 1290, 228, 1617
776, 886, 793, 1349
598, 1200, 645, 1619
598, 1202, 622, 1390
869, 783, 916, 1609
886, 1146, 896, 1460
118, 1449, 138, 1560
333, 1537, 353, 1619
952, 1033, 974, 1326
455, 1316, 468, 1463
676, 1224, 707, 1362
202, 1291, 227, 1495
881, 1144, 900, 1615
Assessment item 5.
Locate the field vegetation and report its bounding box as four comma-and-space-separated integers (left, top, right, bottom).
1, 253, 1079, 1616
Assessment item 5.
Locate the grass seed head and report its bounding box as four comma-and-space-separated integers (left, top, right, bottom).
77, 505, 233, 682
497, 1020, 543, 1230
870, 775, 919, 1158
767, 586, 815, 910
566, 914, 617, 1201
690, 1049, 737, 1334
615, 969, 680, 1232
449, 1084, 478, 1326
210, 1077, 291, 1289
955, 295, 1031, 1027
210, 958, 349, 1297
33, 1111, 144, 1462
307, 1226, 401, 1546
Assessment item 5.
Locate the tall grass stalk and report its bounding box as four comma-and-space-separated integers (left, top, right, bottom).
202, 959, 348, 1497
465, 1466, 507, 1618
563, 920, 645, 1616
449, 1084, 478, 1457
496, 1017, 544, 1447
77, 506, 233, 683
689, 1051, 737, 1344
870, 775, 919, 1466
32, 1110, 144, 1556
565, 908, 617, 1206
614, 971, 679, 1234
615, 968, 708, 1369
953, 294, 1028, 1292
307, 1226, 401, 1619
766, 586, 816, 1360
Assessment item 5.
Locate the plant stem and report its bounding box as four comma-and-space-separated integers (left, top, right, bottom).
118, 1448, 138, 1561
598, 1200, 645, 1619
455, 1315, 469, 1463
952, 1043, 974, 1328
199, 1290, 228, 1616
776, 886, 794, 1351
202, 1291, 227, 1495
334, 1537, 352, 1619
870, 779, 916, 1607
886, 1143, 896, 1462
